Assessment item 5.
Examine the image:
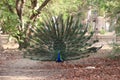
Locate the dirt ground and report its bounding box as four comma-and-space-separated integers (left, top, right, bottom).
0, 48, 120, 80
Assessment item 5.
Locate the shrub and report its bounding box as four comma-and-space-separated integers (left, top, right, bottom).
109, 43, 120, 59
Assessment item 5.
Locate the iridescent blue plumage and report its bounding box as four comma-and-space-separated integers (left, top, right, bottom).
56, 51, 63, 62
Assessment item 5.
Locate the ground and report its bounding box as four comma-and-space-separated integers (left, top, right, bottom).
0, 32, 120, 80
0, 48, 120, 80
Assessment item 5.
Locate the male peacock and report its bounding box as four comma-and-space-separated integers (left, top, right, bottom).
56, 51, 63, 62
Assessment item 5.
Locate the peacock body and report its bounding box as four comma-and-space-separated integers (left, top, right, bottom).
56, 51, 63, 62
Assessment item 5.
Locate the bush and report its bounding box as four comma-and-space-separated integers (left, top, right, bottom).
109, 43, 120, 59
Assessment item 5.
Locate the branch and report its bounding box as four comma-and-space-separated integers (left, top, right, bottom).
16, 0, 25, 31
16, 0, 25, 21
30, 0, 51, 20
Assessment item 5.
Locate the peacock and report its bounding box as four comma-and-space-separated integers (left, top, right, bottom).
56, 51, 63, 62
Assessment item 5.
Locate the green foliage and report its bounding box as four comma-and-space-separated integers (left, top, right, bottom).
0, 13, 19, 34
42, 0, 86, 21
108, 43, 120, 59
105, 0, 120, 31
115, 26, 120, 35
113, 44, 120, 54
45, 0, 81, 14
24, 14, 98, 61
0, 0, 18, 34
100, 28, 106, 34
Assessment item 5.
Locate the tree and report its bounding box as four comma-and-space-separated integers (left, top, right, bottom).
0, 0, 110, 50
0, 0, 51, 49
15, 0, 51, 49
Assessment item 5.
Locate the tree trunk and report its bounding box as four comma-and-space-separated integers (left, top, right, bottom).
15, 0, 51, 49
